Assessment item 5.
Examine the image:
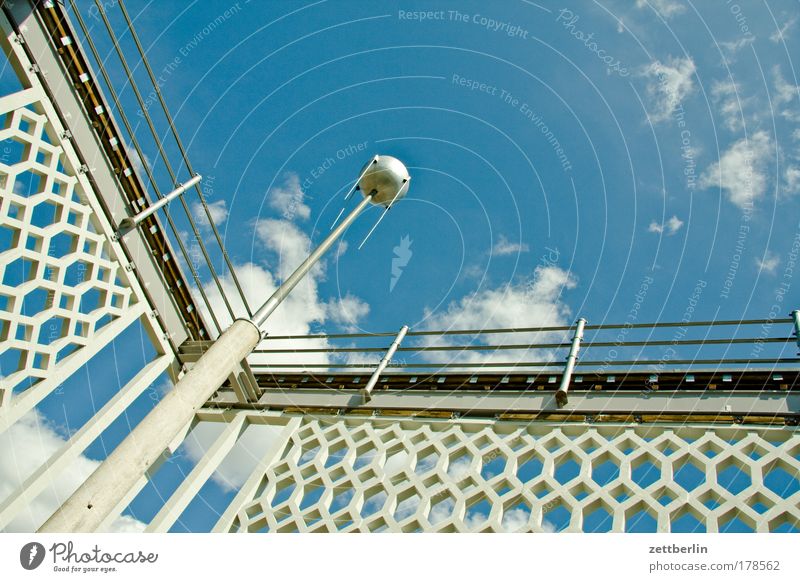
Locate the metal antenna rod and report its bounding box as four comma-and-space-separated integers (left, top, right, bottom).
362, 325, 409, 402
555, 318, 587, 408
253, 194, 374, 328
330, 155, 379, 230
358, 178, 409, 250
118, 175, 202, 232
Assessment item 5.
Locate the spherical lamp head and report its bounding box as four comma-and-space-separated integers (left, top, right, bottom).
358, 155, 410, 207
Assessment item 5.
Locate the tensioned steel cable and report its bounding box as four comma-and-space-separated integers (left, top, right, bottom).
252, 337, 792, 354
67, 0, 223, 335
91, 0, 237, 322
257, 317, 795, 340
248, 357, 800, 369
115, 0, 251, 318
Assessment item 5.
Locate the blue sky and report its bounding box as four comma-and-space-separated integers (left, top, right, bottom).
79, 0, 800, 335
3, 0, 800, 532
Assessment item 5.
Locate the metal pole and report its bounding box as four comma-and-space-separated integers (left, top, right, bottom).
39, 192, 376, 533
792, 310, 800, 353
362, 325, 409, 402
555, 318, 587, 408
118, 175, 202, 232
253, 193, 374, 328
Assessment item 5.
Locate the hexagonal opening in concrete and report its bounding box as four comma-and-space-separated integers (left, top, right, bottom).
553, 454, 581, 486
298, 481, 325, 511
500, 499, 531, 532
670, 506, 706, 533
415, 447, 440, 475
480, 451, 507, 481
298, 443, 321, 466
543, 500, 572, 532
631, 455, 661, 489
270, 478, 297, 508
719, 509, 756, 533
14, 169, 47, 198
428, 493, 456, 526
329, 486, 355, 514
768, 512, 800, 533
394, 491, 421, 522
48, 231, 78, 259
360, 488, 387, 519
591, 453, 620, 487
446, 449, 473, 481
3, 256, 38, 287
624, 503, 657, 533
582, 500, 613, 533
353, 443, 377, 470
673, 458, 705, 492
516, 453, 544, 483
717, 461, 752, 496
323, 440, 349, 469
464, 494, 492, 530
763, 463, 800, 499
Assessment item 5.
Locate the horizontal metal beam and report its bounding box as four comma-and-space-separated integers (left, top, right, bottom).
204, 386, 799, 418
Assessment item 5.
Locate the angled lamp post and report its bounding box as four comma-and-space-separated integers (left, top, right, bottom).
39, 155, 411, 532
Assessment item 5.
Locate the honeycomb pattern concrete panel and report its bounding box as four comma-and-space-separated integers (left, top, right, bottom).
0, 91, 137, 395
227, 417, 800, 532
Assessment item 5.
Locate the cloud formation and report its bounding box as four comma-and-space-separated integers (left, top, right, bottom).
643, 56, 696, 123
699, 131, 773, 209
647, 215, 684, 235
0, 410, 145, 532
492, 235, 530, 256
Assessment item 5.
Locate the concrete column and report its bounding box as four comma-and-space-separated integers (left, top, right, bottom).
38, 319, 260, 532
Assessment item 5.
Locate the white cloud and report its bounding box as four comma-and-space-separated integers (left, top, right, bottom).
255, 218, 316, 280
699, 131, 773, 209
647, 215, 684, 235
326, 293, 370, 330
772, 66, 800, 122
0, 410, 145, 532
642, 56, 696, 123
394, 494, 420, 521
501, 507, 531, 532
636, 0, 686, 19
784, 165, 800, 195
418, 265, 577, 367
268, 173, 311, 221
191, 199, 228, 228
770, 15, 796, 43
711, 80, 749, 132
181, 422, 285, 493
492, 235, 530, 256
720, 36, 755, 65
124, 143, 149, 176
447, 457, 472, 480
755, 251, 780, 275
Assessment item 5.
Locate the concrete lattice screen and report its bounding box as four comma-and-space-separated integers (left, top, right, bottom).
218, 415, 800, 533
